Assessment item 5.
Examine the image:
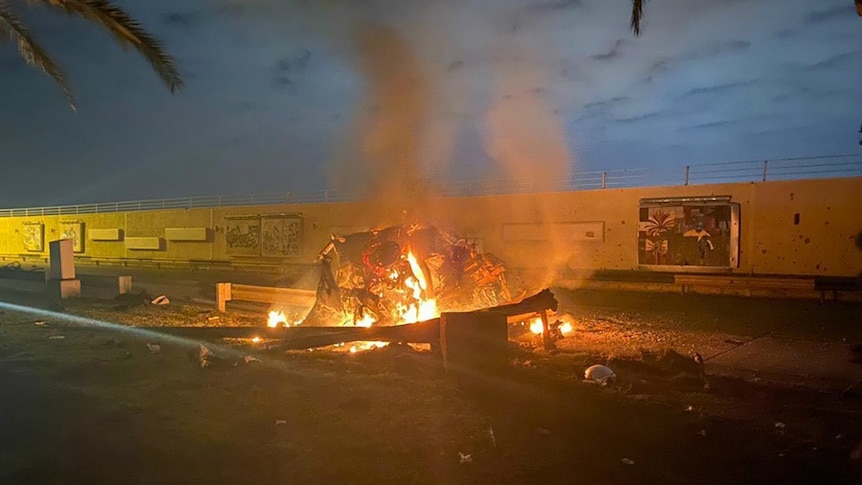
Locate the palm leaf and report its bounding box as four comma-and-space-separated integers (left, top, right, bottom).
0, 0, 75, 108
33, 0, 183, 92
630, 0, 647, 36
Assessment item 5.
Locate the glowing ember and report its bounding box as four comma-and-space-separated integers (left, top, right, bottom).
559, 322, 573, 335
267, 310, 288, 328
529, 317, 544, 334
349, 341, 389, 353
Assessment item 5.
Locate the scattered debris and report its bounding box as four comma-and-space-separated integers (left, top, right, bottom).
458, 452, 472, 464
684, 405, 693, 412
275, 420, 287, 426
34, 321, 47, 326
584, 364, 616, 385
151, 295, 170, 305
488, 426, 496, 447
244, 355, 263, 364
621, 458, 635, 465
774, 422, 786, 430
196, 344, 216, 368
697, 429, 707, 437
146, 343, 161, 354
206, 316, 220, 322
48, 335, 65, 340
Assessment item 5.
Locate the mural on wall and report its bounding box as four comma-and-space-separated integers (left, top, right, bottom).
224, 217, 261, 255
638, 200, 738, 268
22, 222, 44, 252
261, 216, 302, 257
60, 221, 84, 253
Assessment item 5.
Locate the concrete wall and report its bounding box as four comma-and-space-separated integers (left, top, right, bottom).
1, 177, 860, 277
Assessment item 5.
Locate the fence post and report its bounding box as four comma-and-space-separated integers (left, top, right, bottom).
684, 165, 690, 186
762, 160, 768, 182
601, 171, 607, 189
216, 282, 231, 313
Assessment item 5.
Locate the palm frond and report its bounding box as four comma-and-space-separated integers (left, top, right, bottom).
0, 1, 75, 108
630, 0, 646, 36
35, 0, 183, 92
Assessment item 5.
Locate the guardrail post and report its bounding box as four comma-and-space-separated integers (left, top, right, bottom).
684, 165, 690, 186
216, 282, 231, 313
762, 160, 768, 182
601, 171, 607, 189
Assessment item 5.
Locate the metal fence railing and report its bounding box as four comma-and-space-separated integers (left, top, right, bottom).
0, 155, 859, 217
683, 154, 862, 185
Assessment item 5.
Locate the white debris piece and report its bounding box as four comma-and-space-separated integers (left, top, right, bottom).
621, 458, 635, 465
275, 420, 287, 425
488, 426, 496, 447
458, 452, 472, 464
775, 422, 786, 430
199, 344, 214, 360
151, 295, 170, 305
147, 343, 161, 353
34, 321, 47, 326
48, 335, 65, 340
584, 364, 616, 384
244, 355, 263, 364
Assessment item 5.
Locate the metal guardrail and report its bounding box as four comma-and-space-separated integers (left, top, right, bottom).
684, 154, 862, 185
1, 154, 860, 217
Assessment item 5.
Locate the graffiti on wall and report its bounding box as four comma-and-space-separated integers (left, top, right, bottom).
261, 216, 302, 257
225, 217, 261, 255
22, 223, 44, 252
60, 222, 84, 253
638, 201, 738, 268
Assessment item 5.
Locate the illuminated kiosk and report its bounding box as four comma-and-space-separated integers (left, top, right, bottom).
48, 239, 81, 299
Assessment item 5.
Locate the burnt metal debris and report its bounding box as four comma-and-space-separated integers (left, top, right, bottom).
302, 222, 514, 327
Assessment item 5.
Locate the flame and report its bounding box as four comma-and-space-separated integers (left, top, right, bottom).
529, 317, 544, 334
349, 341, 389, 353
406, 251, 427, 291
268, 310, 288, 328
559, 321, 573, 335
355, 312, 376, 327
267, 310, 302, 328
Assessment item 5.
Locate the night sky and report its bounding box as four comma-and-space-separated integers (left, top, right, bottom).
1, 0, 860, 207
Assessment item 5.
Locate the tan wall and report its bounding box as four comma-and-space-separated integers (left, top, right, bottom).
1, 177, 860, 277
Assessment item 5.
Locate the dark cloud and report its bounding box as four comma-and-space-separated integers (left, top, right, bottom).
583, 96, 629, 110
808, 50, 862, 69
646, 40, 751, 81
685, 79, 757, 96
277, 50, 312, 73
804, 5, 851, 25
591, 39, 626, 61
163, 11, 198, 28
689, 120, 736, 130
525, 0, 583, 13
613, 111, 666, 124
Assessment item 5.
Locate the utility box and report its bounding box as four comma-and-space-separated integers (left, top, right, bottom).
48, 239, 80, 299
49, 239, 76, 280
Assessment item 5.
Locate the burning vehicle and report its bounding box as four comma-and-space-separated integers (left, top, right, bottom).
301, 222, 516, 327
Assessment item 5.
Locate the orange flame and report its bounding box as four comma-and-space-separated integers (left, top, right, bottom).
529, 317, 544, 334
